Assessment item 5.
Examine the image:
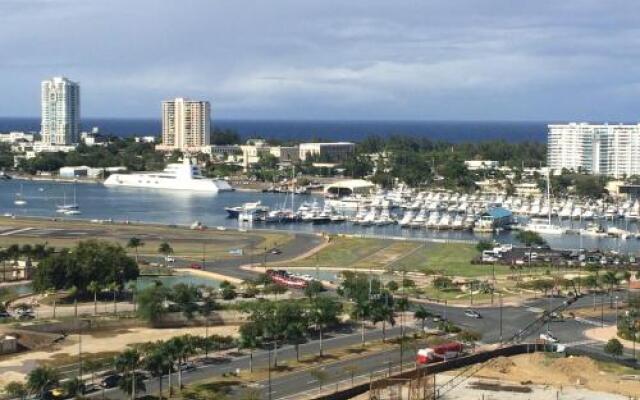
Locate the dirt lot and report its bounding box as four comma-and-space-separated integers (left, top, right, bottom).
0, 325, 239, 387
472, 353, 640, 398
350, 353, 639, 400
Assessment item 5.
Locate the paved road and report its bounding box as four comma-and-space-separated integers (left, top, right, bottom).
84, 290, 638, 399
88, 323, 412, 399
143, 231, 325, 282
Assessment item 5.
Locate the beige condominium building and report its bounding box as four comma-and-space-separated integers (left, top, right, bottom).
159, 98, 210, 151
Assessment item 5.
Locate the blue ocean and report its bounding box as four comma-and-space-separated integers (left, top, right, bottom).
0, 117, 548, 142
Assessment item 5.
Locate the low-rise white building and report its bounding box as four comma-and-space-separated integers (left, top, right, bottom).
240, 140, 299, 169
0, 131, 35, 144
59, 165, 107, 178
299, 142, 355, 162
464, 160, 499, 171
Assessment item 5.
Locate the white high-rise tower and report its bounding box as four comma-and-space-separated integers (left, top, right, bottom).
41, 77, 80, 145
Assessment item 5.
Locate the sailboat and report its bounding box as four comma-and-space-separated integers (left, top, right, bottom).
524, 170, 564, 235
14, 184, 26, 206
58, 184, 81, 215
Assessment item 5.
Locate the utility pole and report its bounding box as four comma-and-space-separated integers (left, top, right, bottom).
601, 297, 604, 328
499, 294, 503, 344
202, 243, 206, 269
268, 344, 272, 400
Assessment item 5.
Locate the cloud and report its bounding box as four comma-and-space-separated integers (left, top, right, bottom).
1, 0, 640, 120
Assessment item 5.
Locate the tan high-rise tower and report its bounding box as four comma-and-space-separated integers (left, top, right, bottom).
161, 98, 211, 151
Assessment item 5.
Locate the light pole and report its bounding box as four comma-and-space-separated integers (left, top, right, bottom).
268, 343, 272, 400
499, 293, 503, 345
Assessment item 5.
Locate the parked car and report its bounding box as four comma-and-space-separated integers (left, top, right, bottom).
269, 248, 282, 255
539, 332, 559, 343
0, 310, 12, 318
190, 263, 203, 270
100, 374, 122, 388
165, 255, 175, 263
464, 309, 482, 319
179, 361, 197, 372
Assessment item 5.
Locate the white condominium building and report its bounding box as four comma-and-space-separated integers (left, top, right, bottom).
548, 123, 640, 178
161, 98, 211, 151
41, 77, 80, 145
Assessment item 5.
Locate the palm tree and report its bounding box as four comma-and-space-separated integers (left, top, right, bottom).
414, 306, 431, 331
158, 242, 173, 267
370, 301, 395, 342
115, 348, 143, 400
127, 237, 144, 264
87, 281, 101, 315
351, 299, 370, 347
108, 281, 120, 314
310, 297, 340, 358
127, 281, 138, 313
602, 271, 620, 308
143, 347, 170, 399
69, 285, 79, 318
4, 381, 27, 400
26, 366, 59, 399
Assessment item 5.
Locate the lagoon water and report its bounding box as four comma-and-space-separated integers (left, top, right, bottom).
1, 179, 639, 253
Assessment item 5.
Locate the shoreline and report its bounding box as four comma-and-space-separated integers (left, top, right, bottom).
175, 268, 244, 285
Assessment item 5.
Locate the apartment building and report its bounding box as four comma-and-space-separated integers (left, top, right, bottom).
159, 98, 211, 151
41, 77, 80, 145
548, 123, 640, 178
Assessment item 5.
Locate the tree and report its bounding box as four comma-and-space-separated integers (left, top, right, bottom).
342, 365, 360, 386
219, 281, 237, 301
137, 283, 171, 324
604, 338, 623, 358
304, 280, 324, 299
386, 281, 399, 293
476, 240, 493, 253
239, 322, 261, 373
61, 377, 83, 398
127, 237, 144, 264
27, 366, 59, 399
370, 297, 395, 342
4, 381, 27, 400
87, 280, 101, 315
310, 297, 341, 358
158, 241, 173, 267
115, 348, 143, 399
143, 347, 171, 399
457, 330, 482, 350
309, 368, 329, 392
32, 240, 139, 294
515, 230, 546, 247
414, 306, 432, 331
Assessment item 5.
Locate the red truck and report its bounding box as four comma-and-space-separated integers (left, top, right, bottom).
416, 342, 464, 364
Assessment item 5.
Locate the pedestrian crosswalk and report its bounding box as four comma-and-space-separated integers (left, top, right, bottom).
574, 316, 608, 327
563, 339, 598, 347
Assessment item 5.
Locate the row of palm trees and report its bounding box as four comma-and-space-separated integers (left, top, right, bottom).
7, 333, 235, 400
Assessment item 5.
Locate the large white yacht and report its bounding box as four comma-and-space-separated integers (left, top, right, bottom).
104, 158, 232, 192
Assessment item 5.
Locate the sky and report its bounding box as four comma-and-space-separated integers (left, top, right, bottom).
1, 0, 639, 121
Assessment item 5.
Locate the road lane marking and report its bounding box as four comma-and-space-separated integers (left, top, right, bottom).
0, 227, 33, 236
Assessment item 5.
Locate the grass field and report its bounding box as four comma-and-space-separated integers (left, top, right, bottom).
0, 217, 292, 261
289, 236, 509, 279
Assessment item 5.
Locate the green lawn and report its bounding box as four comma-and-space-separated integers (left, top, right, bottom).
390, 242, 512, 278
288, 237, 395, 268
289, 237, 510, 279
